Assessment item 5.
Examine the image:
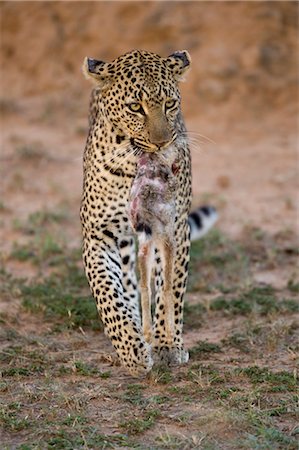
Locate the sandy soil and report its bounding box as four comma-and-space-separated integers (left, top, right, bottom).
1, 2, 298, 261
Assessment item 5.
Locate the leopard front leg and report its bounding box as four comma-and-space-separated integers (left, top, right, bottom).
152, 220, 190, 366
119, 237, 139, 319
82, 231, 153, 375
138, 239, 154, 344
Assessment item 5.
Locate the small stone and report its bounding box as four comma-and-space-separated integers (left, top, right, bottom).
216, 175, 231, 189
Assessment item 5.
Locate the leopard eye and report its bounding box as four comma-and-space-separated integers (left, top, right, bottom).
128, 103, 145, 114
165, 99, 177, 110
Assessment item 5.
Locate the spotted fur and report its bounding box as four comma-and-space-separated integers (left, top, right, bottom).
81, 50, 214, 375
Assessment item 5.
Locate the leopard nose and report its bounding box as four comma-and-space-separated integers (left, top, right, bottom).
149, 124, 172, 148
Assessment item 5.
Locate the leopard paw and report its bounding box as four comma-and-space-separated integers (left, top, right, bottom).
122, 341, 154, 376
152, 345, 189, 367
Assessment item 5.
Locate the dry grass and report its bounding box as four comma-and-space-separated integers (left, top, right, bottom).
0, 214, 298, 449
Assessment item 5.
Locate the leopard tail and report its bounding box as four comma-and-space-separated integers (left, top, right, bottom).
188, 206, 218, 241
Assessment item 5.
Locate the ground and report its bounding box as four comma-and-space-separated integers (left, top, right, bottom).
0, 2, 298, 449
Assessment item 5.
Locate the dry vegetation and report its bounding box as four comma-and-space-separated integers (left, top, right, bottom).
0, 212, 298, 449
0, 2, 298, 449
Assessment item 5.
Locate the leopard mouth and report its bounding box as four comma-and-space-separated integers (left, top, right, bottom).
132, 136, 176, 152
132, 138, 157, 152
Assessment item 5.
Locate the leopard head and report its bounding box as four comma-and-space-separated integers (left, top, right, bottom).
83, 50, 191, 152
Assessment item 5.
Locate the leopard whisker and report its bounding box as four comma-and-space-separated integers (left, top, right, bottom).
177, 135, 213, 154
110, 149, 138, 172
180, 130, 216, 145
112, 148, 137, 172
102, 143, 132, 166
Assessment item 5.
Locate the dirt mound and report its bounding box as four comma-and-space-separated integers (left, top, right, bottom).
1, 2, 298, 121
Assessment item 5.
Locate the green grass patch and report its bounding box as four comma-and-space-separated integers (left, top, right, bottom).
10, 244, 36, 262
0, 402, 34, 432
119, 409, 161, 435
189, 340, 222, 359
183, 302, 205, 328
224, 317, 297, 354
21, 265, 101, 331
224, 332, 252, 353
2, 366, 45, 377
149, 366, 173, 384
241, 426, 298, 450
149, 394, 170, 404
11, 236, 65, 266
287, 279, 299, 293
188, 227, 298, 297
215, 387, 240, 399
188, 229, 250, 293
1, 261, 100, 332
73, 360, 110, 378
0, 345, 24, 363
13, 209, 67, 235
210, 286, 298, 316
10, 208, 76, 268
15, 144, 44, 160
38, 428, 135, 449
155, 432, 210, 449
235, 366, 297, 391
0, 346, 50, 378
0, 268, 26, 304
187, 364, 225, 386
122, 384, 146, 405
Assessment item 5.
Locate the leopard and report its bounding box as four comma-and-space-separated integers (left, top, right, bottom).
81, 49, 217, 375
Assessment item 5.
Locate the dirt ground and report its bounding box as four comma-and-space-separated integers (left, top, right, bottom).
0, 2, 298, 449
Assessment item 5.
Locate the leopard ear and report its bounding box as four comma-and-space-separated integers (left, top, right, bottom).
166, 50, 191, 81
82, 57, 112, 88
